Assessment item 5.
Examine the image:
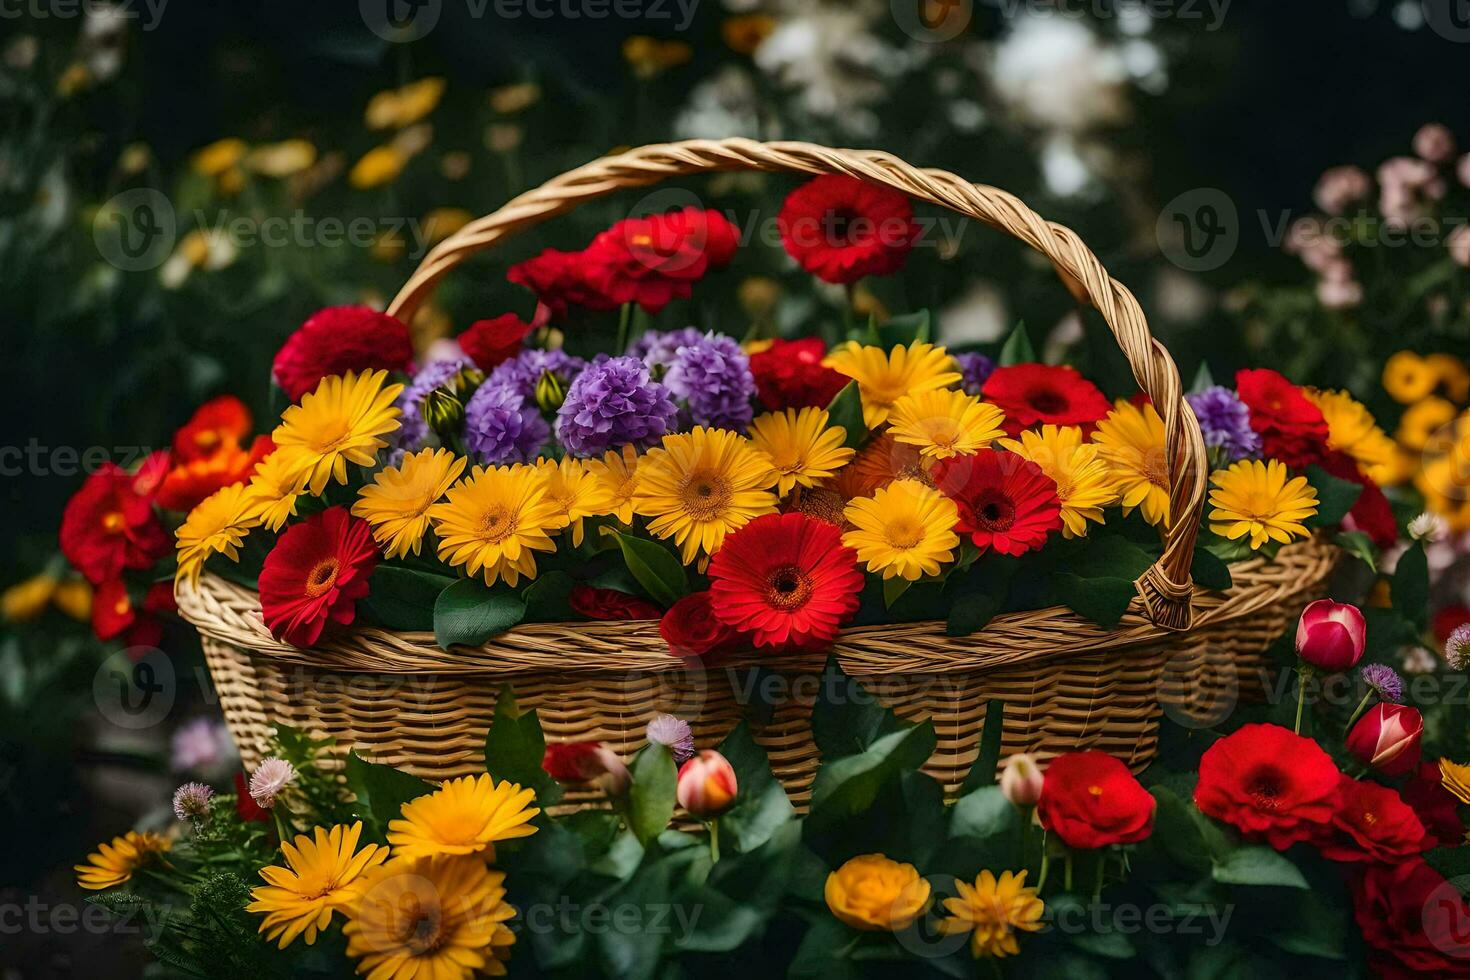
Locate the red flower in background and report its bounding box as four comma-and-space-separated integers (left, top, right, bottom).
234, 772, 270, 823
156, 436, 274, 513
1194, 723, 1341, 849
271, 306, 414, 402
660, 591, 741, 658
1402, 762, 1466, 847
542, 742, 630, 796
980, 364, 1112, 437
129, 450, 172, 498
1036, 751, 1156, 849
508, 248, 620, 319
776, 175, 918, 284
1320, 450, 1398, 548
172, 395, 252, 462
1436, 605, 1470, 645
458, 314, 535, 372
569, 585, 662, 621
748, 337, 848, 411
92, 579, 173, 648
1313, 774, 1427, 863
586, 207, 740, 313
707, 513, 862, 650
60, 463, 172, 584
932, 449, 1062, 556
1353, 860, 1470, 978
1236, 368, 1331, 468
258, 507, 379, 647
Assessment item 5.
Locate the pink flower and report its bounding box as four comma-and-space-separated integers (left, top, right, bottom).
1316, 271, 1363, 311
1346, 704, 1423, 777
1449, 225, 1470, 269
1313, 165, 1370, 215
1378, 156, 1446, 227
999, 753, 1044, 807
676, 750, 738, 819
1295, 599, 1367, 672
1457, 153, 1470, 189
1285, 216, 1342, 273
1414, 122, 1457, 165
248, 757, 296, 809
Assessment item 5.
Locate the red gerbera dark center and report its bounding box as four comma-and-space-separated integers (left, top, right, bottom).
1247, 767, 1287, 810
764, 565, 814, 611
975, 491, 1016, 531
1028, 388, 1068, 415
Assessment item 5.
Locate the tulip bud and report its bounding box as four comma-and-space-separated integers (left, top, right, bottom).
542, 741, 632, 798
534, 369, 566, 413
676, 750, 738, 819
1295, 599, 1367, 672
1346, 703, 1423, 776
999, 753, 1044, 807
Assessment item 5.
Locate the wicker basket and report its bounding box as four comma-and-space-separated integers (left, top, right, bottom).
175, 139, 1337, 806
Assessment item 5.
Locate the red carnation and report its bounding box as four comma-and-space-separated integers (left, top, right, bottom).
458, 314, 535, 372
585, 207, 740, 313
172, 395, 252, 462
748, 337, 848, 411
156, 436, 273, 513
980, 364, 1112, 437
1313, 774, 1427, 863
707, 513, 863, 650
1036, 751, 1156, 849
660, 591, 741, 658
271, 306, 413, 402
1402, 762, 1466, 847
60, 463, 172, 585
569, 585, 662, 621
507, 248, 620, 320
1194, 723, 1341, 849
257, 507, 379, 647
1320, 450, 1398, 548
932, 449, 1063, 556
776, 175, 918, 284
92, 578, 170, 648
1235, 368, 1331, 468
1353, 860, 1470, 978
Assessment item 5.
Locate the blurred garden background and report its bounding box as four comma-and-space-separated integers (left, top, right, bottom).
5, 0, 1470, 974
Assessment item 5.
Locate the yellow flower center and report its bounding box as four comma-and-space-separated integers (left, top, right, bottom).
102, 511, 127, 534
478, 506, 520, 542
1088, 785, 1103, 797
679, 471, 732, 521
884, 518, 924, 550
393, 899, 448, 956
305, 558, 340, 598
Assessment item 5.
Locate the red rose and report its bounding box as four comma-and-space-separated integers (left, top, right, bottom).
1353, 860, 1470, 978
1235, 368, 1331, 468
660, 591, 740, 658
585, 208, 739, 313
776, 175, 918, 284
507, 248, 620, 319
1320, 450, 1398, 548
171, 395, 253, 462
1346, 703, 1423, 777
271, 306, 414, 402
1313, 774, 1427, 863
980, 364, 1112, 438
60, 463, 172, 585
1404, 761, 1466, 847
1036, 750, 1156, 849
748, 337, 849, 411
258, 507, 379, 647
458, 314, 535, 372
569, 585, 662, 620
1194, 723, 1341, 849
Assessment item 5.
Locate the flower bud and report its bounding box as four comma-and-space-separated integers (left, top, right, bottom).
676, 750, 738, 819
534, 369, 566, 413
542, 741, 632, 798
1346, 703, 1423, 776
422, 387, 465, 438
999, 753, 1044, 807
1295, 599, 1366, 672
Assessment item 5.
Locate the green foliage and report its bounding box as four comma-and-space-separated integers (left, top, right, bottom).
1304, 465, 1363, 527
433, 577, 527, 649
999, 320, 1037, 366
824, 381, 870, 451
603, 528, 688, 608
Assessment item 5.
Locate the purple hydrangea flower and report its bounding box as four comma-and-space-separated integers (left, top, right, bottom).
954, 352, 996, 396
396, 357, 474, 449
1186, 385, 1261, 462
464, 383, 550, 464
556, 355, 679, 457
1360, 663, 1404, 702
486, 348, 587, 400
663, 333, 755, 431
630, 326, 707, 367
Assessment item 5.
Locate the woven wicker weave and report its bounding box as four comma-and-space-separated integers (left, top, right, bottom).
175, 139, 1336, 803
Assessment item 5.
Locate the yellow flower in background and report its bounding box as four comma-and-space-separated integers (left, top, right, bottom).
387, 774, 540, 862
272, 371, 404, 496
2, 572, 57, 623
192, 138, 247, 177
246, 822, 389, 949
1001, 425, 1116, 537
1383, 350, 1436, 404
176, 482, 260, 587
353, 449, 467, 559
1398, 397, 1458, 451
1417, 449, 1470, 532
634, 427, 780, 565
245, 450, 311, 532
75, 831, 171, 891
536, 457, 613, 547
422, 206, 474, 245
1440, 758, 1470, 805
244, 139, 318, 178
1209, 459, 1318, 550
1093, 400, 1171, 528
888, 388, 1005, 461
622, 35, 692, 79
52, 578, 93, 621
349, 144, 408, 189
488, 81, 541, 115
160, 227, 239, 290
1428, 353, 1470, 402
428, 464, 566, 587
824, 854, 931, 932
824, 341, 962, 429
842, 479, 960, 581
586, 444, 642, 524
1306, 388, 1396, 482
722, 14, 777, 55
938, 870, 1045, 959
365, 77, 446, 130
748, 407, 856, 495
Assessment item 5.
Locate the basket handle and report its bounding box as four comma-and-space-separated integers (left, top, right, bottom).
387, 138, 1208, 631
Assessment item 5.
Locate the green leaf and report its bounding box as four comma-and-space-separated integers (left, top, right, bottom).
604, 529, 688, 608
999, 320, 1036, 366
344, 751, 433, 839
811, 657, 900, 758
361, 566, 456, 630
626, 743, 677, 846
715, 722, 795, 854
483, 685, 562, 806
433, 579, 526, 650
1304, 464, 1363, 527
882, 576, 912, 610
961, 700, 1005, 793
1333, 530, 1378, 572
1210, 845, 1309, 889
1425, 845, 1470, 890
1053, 573, 1138, 629
807, 723, 937, 831
873, 309, 932, 348
1190, 545, 1233, 591
825, 381, 869, 450
946, 586, 1005, 636
937, 785, 1023, 878
790, 918, 861, 980
1394, 540, 1429, 629
522, 570, 577, 623
1190, 360, 1215, 393
1264, 888, 1347, 959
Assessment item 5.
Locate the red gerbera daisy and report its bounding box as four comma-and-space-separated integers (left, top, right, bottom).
1235, 368, 1331, 468
748, 337, 849, 411
1194, 723, 1342, 849
1312, 773, 1427, 864
507, 248, 620, 319
156, 435, 274, 513
271, 306, 414, 402
707, 512, 863, 650
932, 449, 1063, 556
60, 463, 172, 584
457, 314, 535, 372
776, 175, 918, 284
585, 207, 740, 313
172, 395, 253, 462
980, 363, 1112, 437
258, 507, 379, 647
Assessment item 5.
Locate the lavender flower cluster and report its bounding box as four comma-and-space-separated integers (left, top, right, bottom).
635, 328, 756, 431
1186, 385, 1261, 462
556, 355, 679, 457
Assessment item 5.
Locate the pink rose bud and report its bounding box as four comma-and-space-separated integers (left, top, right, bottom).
1346, 703, 1423, 777
1295, 599, 1367, 672
542, 742, 632, 797
676, 750, 738, 819
999, 753, 1044, 807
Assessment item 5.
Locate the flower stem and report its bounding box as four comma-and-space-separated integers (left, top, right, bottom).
1092, 853, 1106, 902
616, 302, 633, 354
708, 818, 720, 864
1345, 689, 1375, 733
1064, 852, 1074, 893
1036, 843, 1050, 892
1294, 668, 1309, 735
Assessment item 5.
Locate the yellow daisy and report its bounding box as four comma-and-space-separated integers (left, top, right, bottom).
1428, 353, 1470, 402
246, 822, 389, 949
748, 407, 856, 495
75, 831, 171, 891
585, 444, 642, 524
352, 448, 466, 558
343, 855, 516, 980
1383, 350, 1436, 404
888, 388, 1006, 460
938, 869, 1045, 959
1306, 388, 1396, 483
387, 774, 540, 862
1093, 400, 1171, 528
175, 482, 260, 587
1208, 459, 1319, 550
271, 370, 404, 496
633, 427, 780, 565
536, 457, 613, 546
428, 464, 567, 587
1439, 758, 1470, 805
1397, 397, 1457, 451
1001, 425, 1116, 537
244, 448, 311, 531
842, 479, 960, 581
823, 341, 962, 428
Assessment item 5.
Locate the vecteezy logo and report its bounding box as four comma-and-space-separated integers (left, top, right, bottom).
1155, 188, 1238, 272
93, 189, 175, 272
1424, 0, 1470, 42
361, 0, 442, 42
92, 648, 175, 730
892, 0, 973, 42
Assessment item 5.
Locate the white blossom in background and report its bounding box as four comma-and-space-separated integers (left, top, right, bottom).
1040, 136, 1094, 197
1409, 511, 1448, 543
674, 67, 764, 141
939, 281, 1010, 346
989, 15, 1132, 133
